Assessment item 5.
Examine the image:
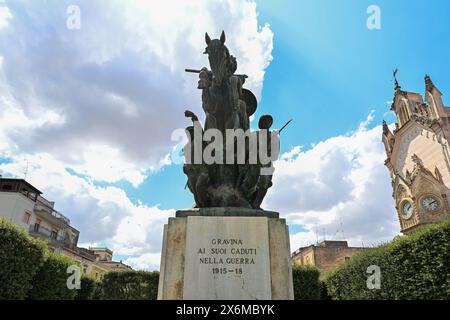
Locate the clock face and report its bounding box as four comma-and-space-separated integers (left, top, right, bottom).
401, 201, 413, 218
421, 196, 440, 212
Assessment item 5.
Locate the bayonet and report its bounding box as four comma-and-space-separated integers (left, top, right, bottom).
279, 119, 293, 134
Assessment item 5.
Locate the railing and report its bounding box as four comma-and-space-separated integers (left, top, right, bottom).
29, 224, 70, 246
51, 210, 71, 225
34, 203, 71, 225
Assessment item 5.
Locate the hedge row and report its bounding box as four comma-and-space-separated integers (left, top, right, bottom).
98, 266, 322, 300
0, 218, 161, 300
292, 264, 323, 300
0, 219, 85, 299
75, 275, 101, 300
324, 219, 450, 300
27, 251, 78, 300
0, 217, 323, 300
0, 219, 46, 299
7, 214, 448, 300
101, 271, 159, 300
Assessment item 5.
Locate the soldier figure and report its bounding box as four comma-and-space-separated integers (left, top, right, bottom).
252, 115, 275, 209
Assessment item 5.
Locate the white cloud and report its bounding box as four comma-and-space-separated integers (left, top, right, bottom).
0, 0, 273, 270
0, 1, 400, 272
0, 0, 273, 186
123, 253, 162, 272
0, 152, 174, 271
0, 4, 12, 29
264, 115, 400, 251
0, 114, 400, 271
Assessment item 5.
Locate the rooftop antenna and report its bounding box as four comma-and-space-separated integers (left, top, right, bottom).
314, 223, 318, 245
332, 227, 339, 239
23, 159, 29, 180
339, 217, 345, 240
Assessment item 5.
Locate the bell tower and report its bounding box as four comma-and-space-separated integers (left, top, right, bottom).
382, 73, 450, 234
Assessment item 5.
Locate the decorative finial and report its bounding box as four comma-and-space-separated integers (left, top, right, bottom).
382, 120, 389, 134
411, 154, 424, 168
425, 74, 434, 92
393, 68, 400, 91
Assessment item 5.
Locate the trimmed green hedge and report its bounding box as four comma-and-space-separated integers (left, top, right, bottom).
325, 219, 450, 300
27, 251, 78, 300
101, 270, 159, 300
292, 264, 322, 300
0, 219, 46, 299
75, 275, 100, 300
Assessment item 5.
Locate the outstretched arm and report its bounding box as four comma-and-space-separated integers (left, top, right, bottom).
184, 110, 199, 122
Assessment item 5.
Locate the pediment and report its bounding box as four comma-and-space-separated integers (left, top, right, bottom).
410, 171, 443, 196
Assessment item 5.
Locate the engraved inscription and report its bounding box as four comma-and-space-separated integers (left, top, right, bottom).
197, 238, 258, 275
183, 216, 272, 300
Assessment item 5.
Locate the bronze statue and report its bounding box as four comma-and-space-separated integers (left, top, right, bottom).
182, 31, 279, 210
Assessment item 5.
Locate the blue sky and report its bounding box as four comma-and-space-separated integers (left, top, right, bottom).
0, 0, 449, 269
255, 0, 450, 147
124, 0, 450, 211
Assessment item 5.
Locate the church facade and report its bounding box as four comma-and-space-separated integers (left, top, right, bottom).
382, 75, 450, 234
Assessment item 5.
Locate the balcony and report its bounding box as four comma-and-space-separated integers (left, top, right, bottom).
34, 205, 71, 226
29, 224, 71, 247
49, 209, 70, 225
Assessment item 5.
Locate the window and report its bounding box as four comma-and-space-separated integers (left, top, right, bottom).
22, 211, 31, 224
50, 229, 58, 240
33, 218, 41, 232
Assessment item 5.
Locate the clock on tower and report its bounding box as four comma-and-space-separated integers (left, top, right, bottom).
382, 73, 450, 234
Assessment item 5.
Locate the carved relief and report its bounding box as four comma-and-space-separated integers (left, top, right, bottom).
395, 184, 408, 203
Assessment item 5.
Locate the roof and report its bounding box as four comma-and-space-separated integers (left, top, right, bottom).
317, 240, 348, 247
89, 247, 113, 255
100, 260, 133, 269
0, 178, 42, 194
292, 240, 367, 257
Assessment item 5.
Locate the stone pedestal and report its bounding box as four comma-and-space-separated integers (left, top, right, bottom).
157, 208, 294, 300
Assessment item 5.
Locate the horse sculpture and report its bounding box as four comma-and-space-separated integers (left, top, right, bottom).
183, 31, 276, 209
200, 31, 249, 135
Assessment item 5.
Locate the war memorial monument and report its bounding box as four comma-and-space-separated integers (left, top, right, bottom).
157, 31, 294, 300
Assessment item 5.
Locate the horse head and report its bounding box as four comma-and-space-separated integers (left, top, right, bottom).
204, 31, 231, 86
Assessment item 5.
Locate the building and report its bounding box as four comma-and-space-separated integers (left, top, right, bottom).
382, 74, 450, 234
0, 177, 131, 279
291, 240, 367, 275
0, 178, 80, 250
89, 247, 132, 271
